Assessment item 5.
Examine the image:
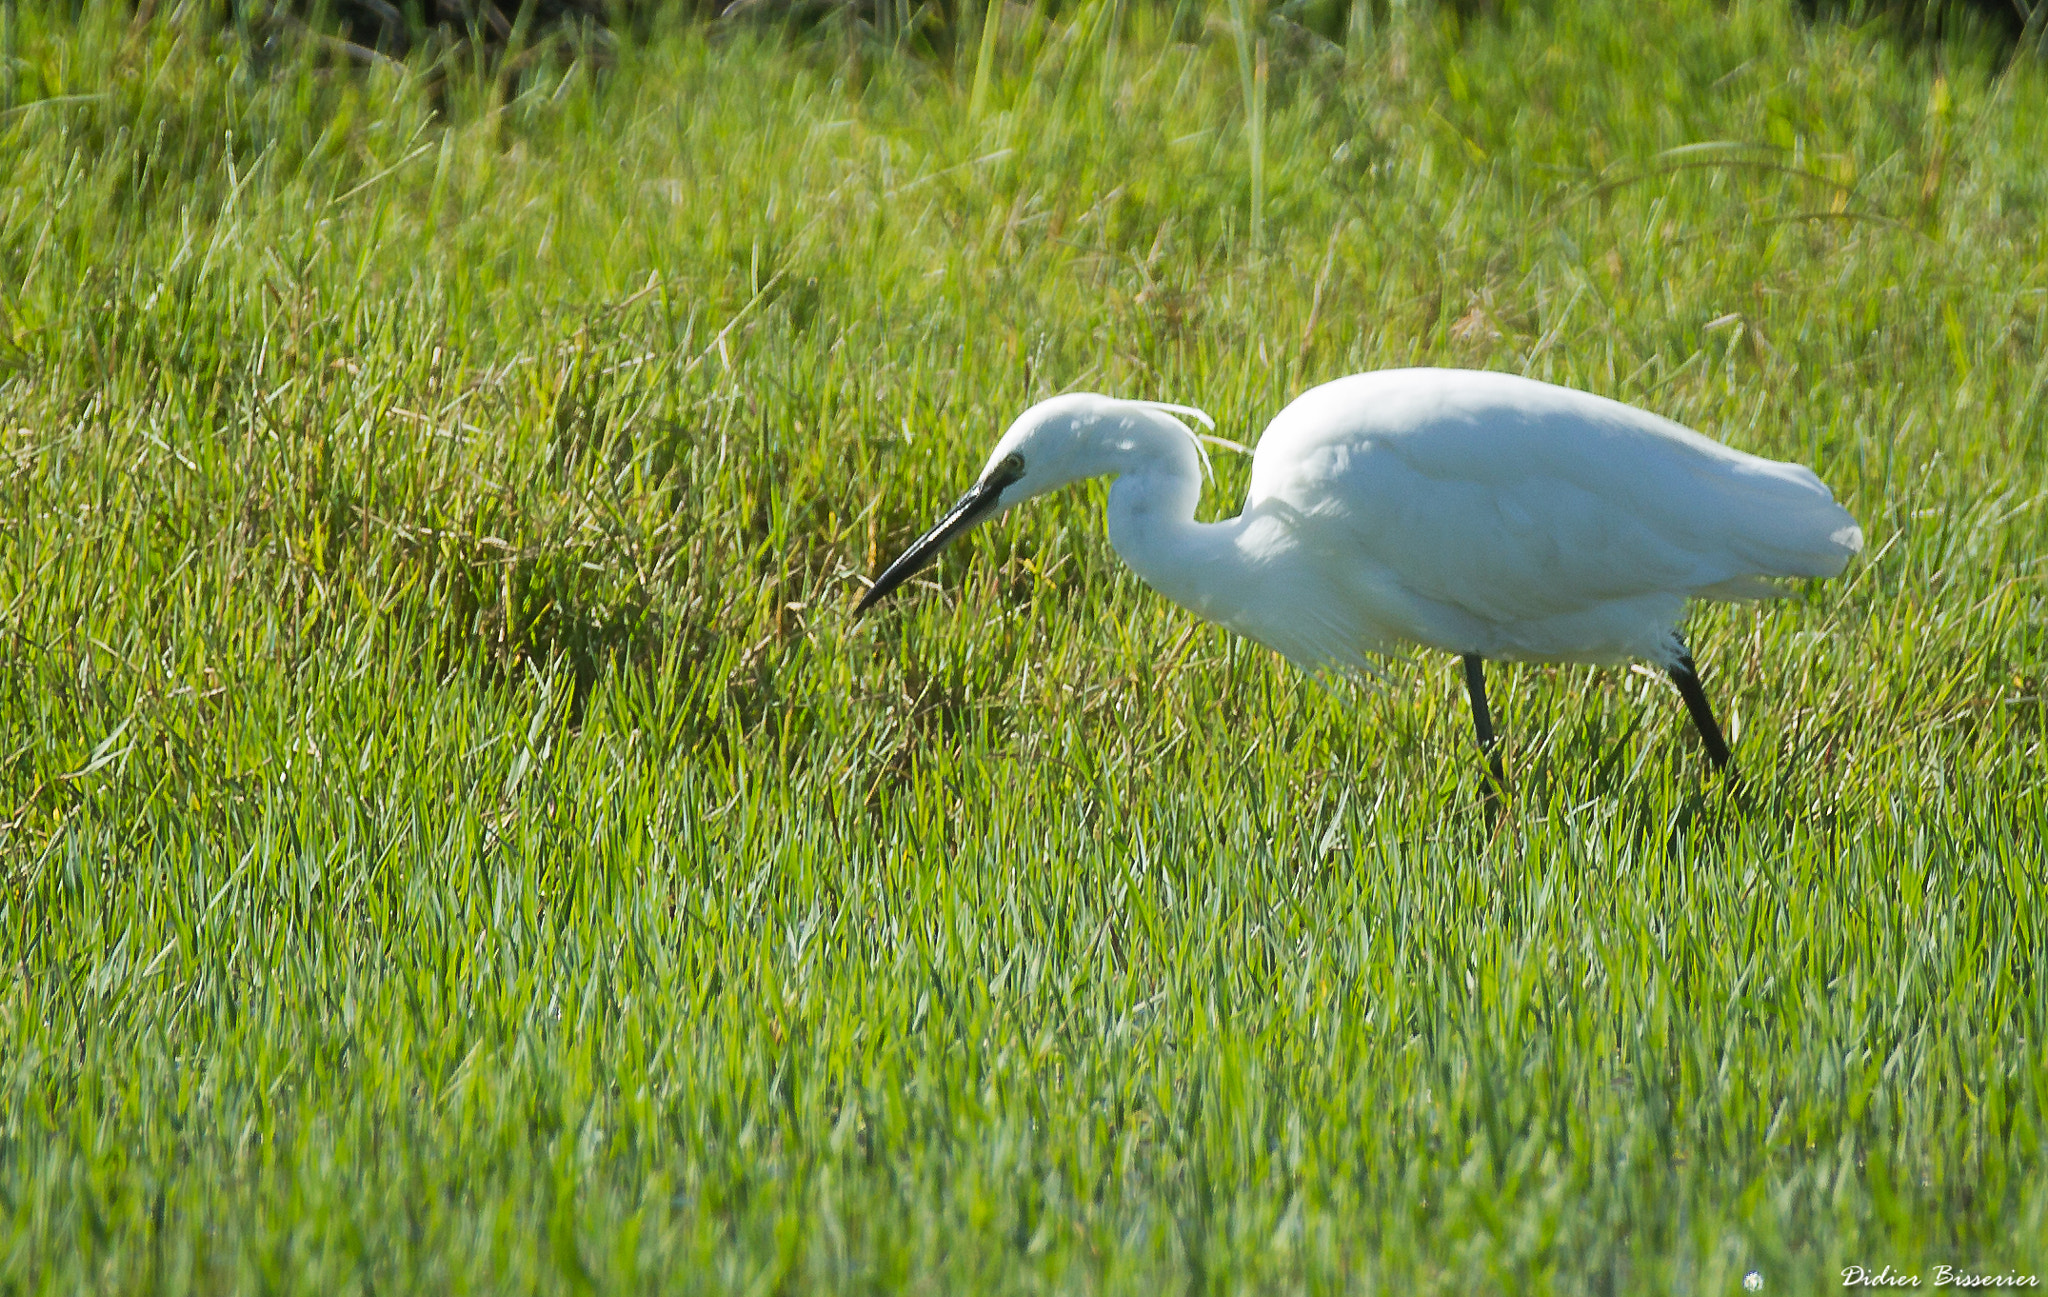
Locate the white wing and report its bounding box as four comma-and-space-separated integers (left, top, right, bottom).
1246, 370, 1863, 628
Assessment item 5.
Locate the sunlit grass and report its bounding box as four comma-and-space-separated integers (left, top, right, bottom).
1, 0, 2044, 1290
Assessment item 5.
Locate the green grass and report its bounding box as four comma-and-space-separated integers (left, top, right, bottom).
2, 0, 2046, 1290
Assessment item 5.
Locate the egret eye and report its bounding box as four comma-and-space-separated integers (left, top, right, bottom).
1001, 453, 1025, 476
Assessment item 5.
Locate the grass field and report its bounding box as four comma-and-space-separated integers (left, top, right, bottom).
3, 0, 2046, 1290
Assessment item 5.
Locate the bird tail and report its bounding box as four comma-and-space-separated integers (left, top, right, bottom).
1719, 461, 1864, 580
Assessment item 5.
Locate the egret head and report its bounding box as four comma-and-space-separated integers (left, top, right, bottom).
854, 393, 1210, 615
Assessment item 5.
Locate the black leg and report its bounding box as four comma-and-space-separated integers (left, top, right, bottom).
1463, 654, 1507, 792
1666, 650, 1733, 772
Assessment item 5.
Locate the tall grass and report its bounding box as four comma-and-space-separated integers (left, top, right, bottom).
1, 0, 2045, 1289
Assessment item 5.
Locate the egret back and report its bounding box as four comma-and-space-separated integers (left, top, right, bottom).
1241, 369, 1862, 661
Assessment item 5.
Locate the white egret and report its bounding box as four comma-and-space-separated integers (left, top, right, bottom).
855, 369, 1863, 782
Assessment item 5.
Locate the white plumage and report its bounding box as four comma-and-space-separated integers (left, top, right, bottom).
857, 367, 1863, 776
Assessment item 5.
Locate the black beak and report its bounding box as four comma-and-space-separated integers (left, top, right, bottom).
855, 464, 1020, 616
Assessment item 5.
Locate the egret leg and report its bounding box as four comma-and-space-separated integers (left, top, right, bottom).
1462, 654, 1507, 792
1666, 650, 1733, 772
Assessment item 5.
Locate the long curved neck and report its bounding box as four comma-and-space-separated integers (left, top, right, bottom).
1098, 410, 1243, 618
